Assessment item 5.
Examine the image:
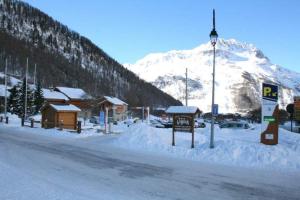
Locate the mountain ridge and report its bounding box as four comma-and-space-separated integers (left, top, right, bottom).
125, 38, 299, 113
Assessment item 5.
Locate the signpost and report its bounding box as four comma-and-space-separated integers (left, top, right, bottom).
212, 104, 218, 116
105, 107, 109, 134
166, 106, 199, 149
261, 83, 279, 145
99, 111, 105, 126
294, 96, 300, 121
173, 114, 195, 148
286, 103, 294, 132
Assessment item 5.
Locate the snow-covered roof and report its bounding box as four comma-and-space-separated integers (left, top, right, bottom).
0, 84, 10, 97
166, 106, 200, 114
103, 96, 128, 105
55, 87, 92, 100
50, 104, 81, 112
42, 89, 69, 100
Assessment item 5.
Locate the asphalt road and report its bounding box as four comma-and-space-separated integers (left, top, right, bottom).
0, 126, 299, 200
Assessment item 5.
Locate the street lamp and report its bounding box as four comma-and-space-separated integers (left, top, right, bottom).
209, 9, 218, 149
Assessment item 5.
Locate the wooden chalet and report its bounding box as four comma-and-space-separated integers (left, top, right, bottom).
96, 96, 128, 121
41, 103, 81, 130
54, 87, 93, 118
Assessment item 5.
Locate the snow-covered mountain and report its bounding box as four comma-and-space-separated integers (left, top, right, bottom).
125, 39, 300, 113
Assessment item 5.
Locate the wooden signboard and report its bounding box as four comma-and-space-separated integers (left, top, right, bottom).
173, 115, 194, 132
172, 114, 195, 148
166, 106, 200, 149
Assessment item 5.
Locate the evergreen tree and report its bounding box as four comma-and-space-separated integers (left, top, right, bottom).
7, 85, 19, 115
247, 107, 261, 123
33, 80, 44, 114
18, 78, 34, 118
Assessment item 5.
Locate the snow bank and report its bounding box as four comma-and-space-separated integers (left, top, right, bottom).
2, 113, 300, 172
1, 113, 102, 139
114, 123, 300, 172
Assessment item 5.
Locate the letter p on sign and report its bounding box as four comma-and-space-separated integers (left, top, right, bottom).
264, 87, 272, 97
262, 83, 278, 102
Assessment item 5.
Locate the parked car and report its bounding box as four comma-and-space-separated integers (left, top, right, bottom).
150, 119, 165, 128
194, 119, 205, 128
219, 121, 250, 129
204, 119, 218, 124
133, 117, 140, 123
160, 120, 173, 128
124, 117, 140, 126
195, 121, 206, 128
89, 116, 100, 124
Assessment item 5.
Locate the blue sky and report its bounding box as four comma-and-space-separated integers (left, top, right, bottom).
23, 0, 300, 72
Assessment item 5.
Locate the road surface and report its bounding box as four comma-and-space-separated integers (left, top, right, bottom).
0, 126, 299, 200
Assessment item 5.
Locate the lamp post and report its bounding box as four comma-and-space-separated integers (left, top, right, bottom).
209, 9, 218, 149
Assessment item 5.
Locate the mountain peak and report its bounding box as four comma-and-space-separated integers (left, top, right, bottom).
218, 38, 255, 51
126, 39, 299, 113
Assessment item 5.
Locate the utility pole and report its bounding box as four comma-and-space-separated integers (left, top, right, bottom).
185, 68, 188, 106
142, 106, 144, 122
105, 107, 109, 134
33, 63, 37, 86
24, 58, 28, 120
32, 63, 37, 104
4, 59, 8, 118
147, 107, 150, 124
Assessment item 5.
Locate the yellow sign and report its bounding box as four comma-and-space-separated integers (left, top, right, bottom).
262, 83, 278, 101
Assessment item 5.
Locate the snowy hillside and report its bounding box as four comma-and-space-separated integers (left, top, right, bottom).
0, 0, 181, 107
125, 39, 300, 113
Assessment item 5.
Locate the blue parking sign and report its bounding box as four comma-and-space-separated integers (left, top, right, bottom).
99, 111, 105, 126
212, 104, 218, 116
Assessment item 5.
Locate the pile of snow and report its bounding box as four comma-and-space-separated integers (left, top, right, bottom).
30, 114, 42, 122
1, 113, 103, 139
2, 112, 300, 172
114, 122, 300, 172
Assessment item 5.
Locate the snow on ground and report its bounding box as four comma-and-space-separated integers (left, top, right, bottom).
281, 120, 300, 132
2, 122, 299, 200
113, 122, 300, 172
1, 113, 300, 172
3, 113, 103, 139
